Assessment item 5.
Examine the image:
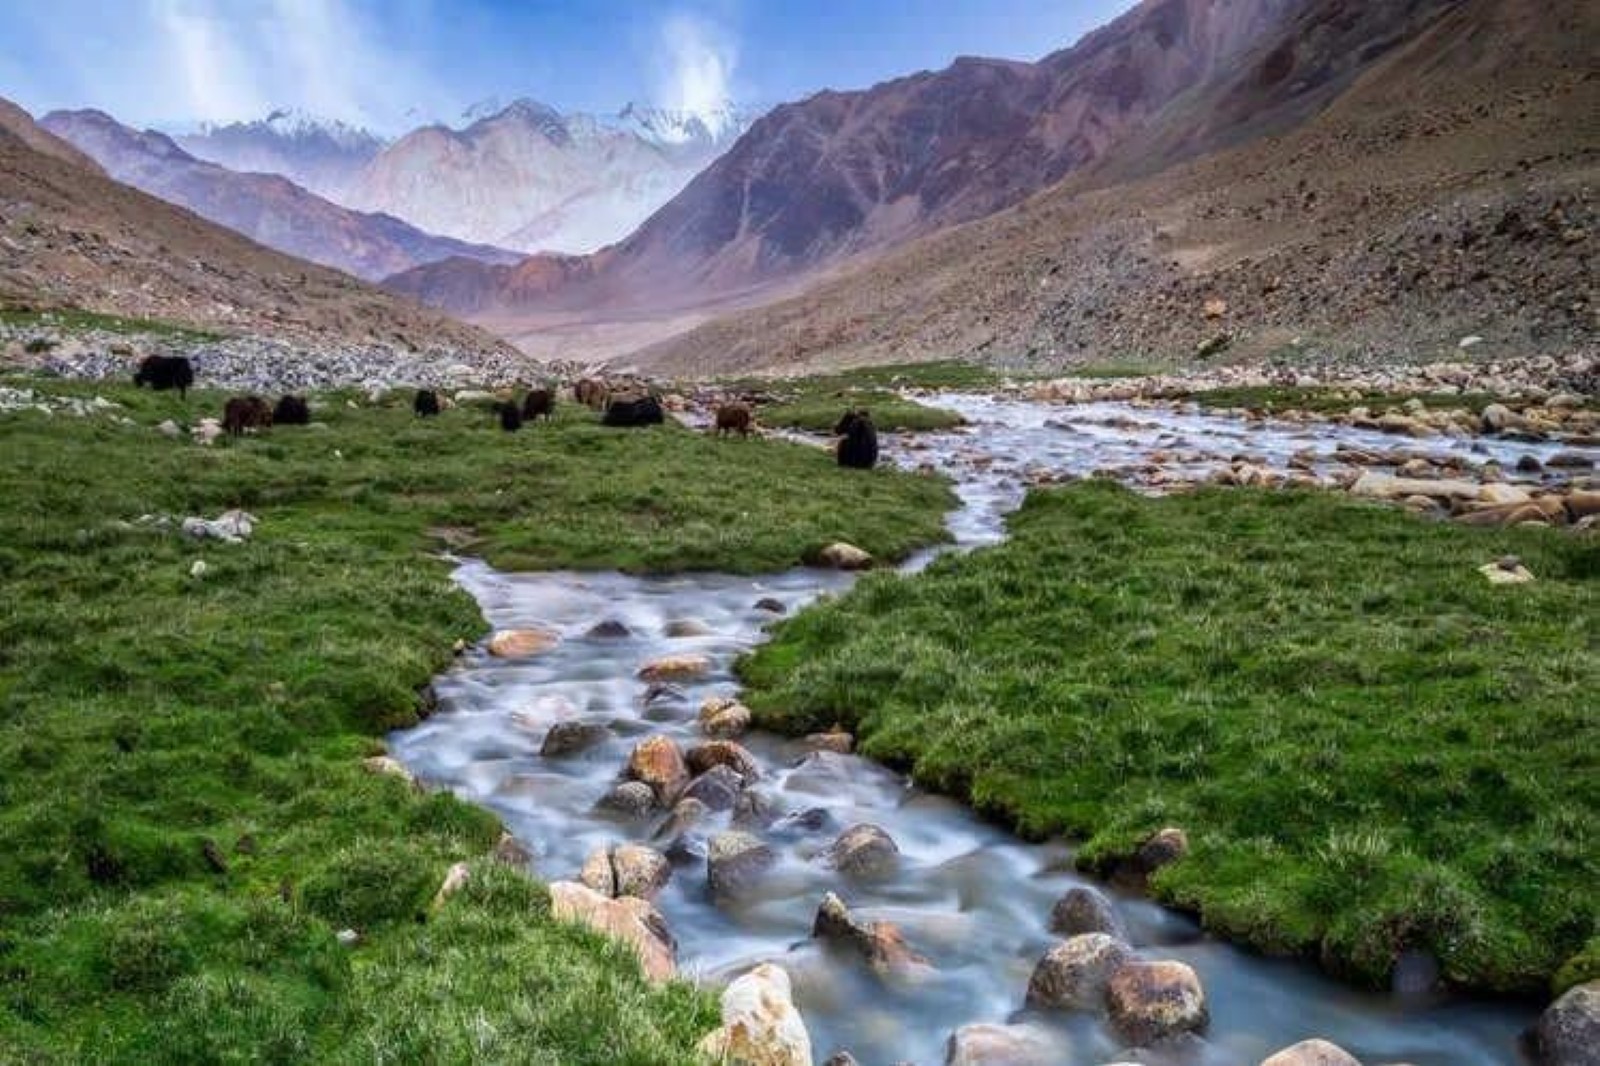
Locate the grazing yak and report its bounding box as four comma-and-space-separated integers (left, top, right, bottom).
574, 378, 609, 410
272, 395, 310, 425
602, 393, 664, 428
498, 402, 524, 432
835, 409, 879, 470
133, 354, 195, 398
222, 396, 272, 437
521, 387, 555, 422
414, 389, 441, 417
714, 402, 754, 438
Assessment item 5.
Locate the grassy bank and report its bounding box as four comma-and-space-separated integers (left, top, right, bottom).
1, 307, 224, 342
727, 360, 995, 433
0, 378, 952, 1061
739, 482, 1598, 995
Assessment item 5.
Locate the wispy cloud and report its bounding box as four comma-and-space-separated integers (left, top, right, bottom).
653, 11, 738, 124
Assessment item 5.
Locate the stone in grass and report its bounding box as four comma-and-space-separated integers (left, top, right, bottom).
547, 880, 676, 982
815, 542, 873, 570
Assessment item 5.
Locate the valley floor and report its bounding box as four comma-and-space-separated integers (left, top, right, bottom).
0, 378, 949, 1062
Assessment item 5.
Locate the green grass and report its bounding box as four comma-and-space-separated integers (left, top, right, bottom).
739, 482, 1598, 995
0, 378, 953, 1061
1, 307, 224, 342
720, 360, 995, 433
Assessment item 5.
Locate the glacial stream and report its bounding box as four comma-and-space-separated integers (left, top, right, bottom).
391, 394, 1586, 1065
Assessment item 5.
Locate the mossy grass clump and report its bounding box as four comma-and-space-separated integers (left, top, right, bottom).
740, 480, 1598, 994
0, 376, 951, 1059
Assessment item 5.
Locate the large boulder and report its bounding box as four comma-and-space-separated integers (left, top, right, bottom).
697, 963, 813, 1066
822, 824, 900, 879
1105, 960, 1208, 1045
1260, 1039, 1363, 1066
1131, 826, 1190, 882
945, 1022, 1060, 1065
1026, 933, 1133, 1010
547, 880, 675, 982
579, 844, 672, 900
1533, 981, 1600, 1065
626, 735, 689, 801
707, 831, 776, 901
812, 891, 930, 976
1049, 886, 1128, 940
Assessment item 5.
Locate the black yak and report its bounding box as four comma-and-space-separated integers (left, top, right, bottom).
834, 409, 879, 470
272, 395, 310, 425
222, 396, 272, 437
498, 402, 524, 432
521, 387, 555, 422
714, 402, 753, 438
133, 354, 195, 398
602, 393, 664, 428
413, 389, 441, 417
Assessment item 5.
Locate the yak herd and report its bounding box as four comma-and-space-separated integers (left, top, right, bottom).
133, 356, 879, 469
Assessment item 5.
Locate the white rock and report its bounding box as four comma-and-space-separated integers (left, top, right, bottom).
697, 963, 813, 1066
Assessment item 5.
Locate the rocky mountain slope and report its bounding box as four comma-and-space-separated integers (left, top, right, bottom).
40, 109, 520, 282
0, 98, 517, 357
343, 99, 752, 254
633, 0, 1598, 374
175, 108, 386, 201
383, 0, 1319, 320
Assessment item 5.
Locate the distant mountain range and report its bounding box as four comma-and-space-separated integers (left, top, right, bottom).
0, 97, 514, 354
171, 100, 756, 257
339, 99, 755, 254
39, 109, 521, 282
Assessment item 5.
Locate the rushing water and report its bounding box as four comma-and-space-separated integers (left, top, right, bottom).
391, 395, 1587, 1065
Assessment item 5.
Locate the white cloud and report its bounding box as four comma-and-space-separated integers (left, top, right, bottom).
654, 12, 738, 131
151, 0, 270, 123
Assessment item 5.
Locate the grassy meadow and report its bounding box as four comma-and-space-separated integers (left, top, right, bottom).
0, 376, 953, 1062
739, 481, 1598, 995
727, 360, 996, 433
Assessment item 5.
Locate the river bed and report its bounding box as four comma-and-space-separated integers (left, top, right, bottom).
391, 394, 1586, 1065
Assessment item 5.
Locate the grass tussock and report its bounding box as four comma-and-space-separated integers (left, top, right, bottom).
0, 378, 951, 1060
739, 481, 1598, 994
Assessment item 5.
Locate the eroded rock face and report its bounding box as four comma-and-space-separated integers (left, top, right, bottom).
547, 880, 676, 982
1260, 1039, 1363, 1066
1105, 959, 1208, 1044
1534, 981, 1600, 1066
1026, 933, 1133, 1010
945, 1022, 1060, 1065
697, 963, 813, 1066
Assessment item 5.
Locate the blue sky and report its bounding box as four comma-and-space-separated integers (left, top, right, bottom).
0, 0, 1137, 132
